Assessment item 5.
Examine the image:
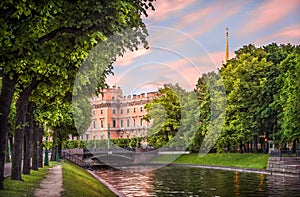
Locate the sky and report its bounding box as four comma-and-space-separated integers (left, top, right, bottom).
106, 0, 300, 95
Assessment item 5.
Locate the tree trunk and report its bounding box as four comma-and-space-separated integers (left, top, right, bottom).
31, 121, 39, 171
227, 141, 230, 152
0, 74, 17, 189
50, 130, 57, 161
292, 139, 297, 153
165, 131, 169, 142
38, 127, 44, 168
11, 94, 29, 180
22, 102, 34, 175
239, 140, 244, 153
253, 135, 258, 153
58, 139, 63, 158
11, 80, 37, 180
5, 141, 9, 162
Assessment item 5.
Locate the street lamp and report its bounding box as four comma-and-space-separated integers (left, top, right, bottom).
44, 137, 49, 166
55, 146, 60, 162
107, 124, 110, 150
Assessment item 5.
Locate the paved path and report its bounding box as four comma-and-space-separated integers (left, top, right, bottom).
4, 163, 12, 177
34, 165, 64, 197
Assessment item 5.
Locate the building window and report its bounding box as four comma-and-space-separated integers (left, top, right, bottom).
140, 119, 143, 126
140, 107, 143, 112
112, 96, 115, 100
134, 108, 136, 113
127, 108, 129, 114
120, 135, 123, 138
93, 120, 96, 128
127, 119, 130, 127
120, 120, 123, 127
101, 120, 104, 128
126, 135, 129, 139
101, 110, 103, 114
113, 120, 116, 128
113, 109, 116, 114
120, 109, 123, 114
133, 119, 136, 126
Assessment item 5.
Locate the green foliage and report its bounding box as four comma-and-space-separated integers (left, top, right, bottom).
62, 138, 143, 149
1, 0, 155, 159
215, 43, 300, 152
144, 84, 185, 148
277, 52, 300, 141
220, 46, 272, 150
190, 71, 226, 152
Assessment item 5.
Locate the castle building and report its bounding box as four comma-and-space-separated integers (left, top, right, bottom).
84, 86, 156, 140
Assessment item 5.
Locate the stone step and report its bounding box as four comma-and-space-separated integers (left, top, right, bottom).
285, 164, 300, 170
270, 167, 300, 173
279, 161, 300, 165
269, 157, 300, 161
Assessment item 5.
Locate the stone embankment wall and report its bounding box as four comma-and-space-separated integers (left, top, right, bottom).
267, 157, 300, 175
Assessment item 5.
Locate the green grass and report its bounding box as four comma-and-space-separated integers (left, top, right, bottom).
0, 162, 57, 197
152, 153, 270, 169
61, 160, 116, 197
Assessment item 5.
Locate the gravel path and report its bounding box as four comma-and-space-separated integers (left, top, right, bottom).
34, 165, 64, 197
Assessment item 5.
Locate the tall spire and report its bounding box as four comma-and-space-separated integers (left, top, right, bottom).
225, 27, 229, 64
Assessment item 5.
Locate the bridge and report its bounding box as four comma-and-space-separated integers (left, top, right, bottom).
62, 147, 189, 168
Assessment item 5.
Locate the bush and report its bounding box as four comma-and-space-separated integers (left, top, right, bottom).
62, 137, 143, 150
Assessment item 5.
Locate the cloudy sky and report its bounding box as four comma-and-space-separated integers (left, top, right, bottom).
106, 0, 300, 95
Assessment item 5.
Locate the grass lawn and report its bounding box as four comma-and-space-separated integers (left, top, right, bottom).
0, 162, 57, 197
152, 153, 270, 169
61, 160, 116, 197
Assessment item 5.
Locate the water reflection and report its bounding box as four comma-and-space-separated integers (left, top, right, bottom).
95, 166, 300, 197
234, 172, 240, 196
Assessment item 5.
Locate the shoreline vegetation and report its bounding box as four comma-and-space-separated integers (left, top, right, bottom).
61, 160, 116, 197
152, 153, 270, 169
0, 160, 117, 197
0, 162, 57, 197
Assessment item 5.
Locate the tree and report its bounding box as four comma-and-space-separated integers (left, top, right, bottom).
0, 0, 155, 188
277, 52, 300, 146
219, 45, 272, 153
264, 44, 300, 147
191, 71, 226, 153
144, 84, 184, 148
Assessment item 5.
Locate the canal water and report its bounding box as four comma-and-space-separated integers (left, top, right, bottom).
95, 166, 300, 197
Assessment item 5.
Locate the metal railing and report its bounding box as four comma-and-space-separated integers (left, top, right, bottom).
270, 150, 300, 157
62, 151, 87, 167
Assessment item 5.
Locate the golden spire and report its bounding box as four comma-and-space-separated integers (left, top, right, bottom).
225, 27, 229, 64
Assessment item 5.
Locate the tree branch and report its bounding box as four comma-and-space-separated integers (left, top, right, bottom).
38, 27, 81, 44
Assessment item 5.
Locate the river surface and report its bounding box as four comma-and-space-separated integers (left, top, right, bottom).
95, 165, 300, 197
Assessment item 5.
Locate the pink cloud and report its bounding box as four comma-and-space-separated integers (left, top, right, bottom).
145, 0, 196, 22
174, 2, 223, 30
255, 24, 300, 46
159, 51, 235, 87
108, 50, 235, 92
114, 48, 150, 66
239, 0, 300, 35
187, 2, 246, 38
106, 75, 121, 86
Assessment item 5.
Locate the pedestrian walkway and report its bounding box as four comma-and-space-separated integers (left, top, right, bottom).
4, 163, 12, 178
34, 164, 64, 197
